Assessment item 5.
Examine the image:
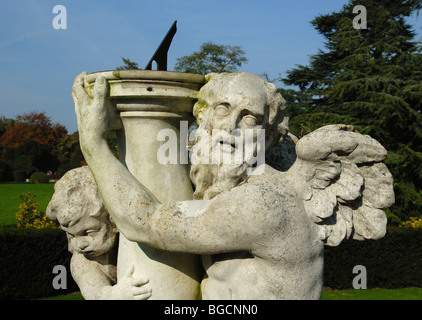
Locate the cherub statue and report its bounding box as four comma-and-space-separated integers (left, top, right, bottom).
72, 71, 394, 299
47, 166, 152, 300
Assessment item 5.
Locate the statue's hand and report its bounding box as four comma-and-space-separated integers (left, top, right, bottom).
110, 264, 152, 300
72, 72, 122, 152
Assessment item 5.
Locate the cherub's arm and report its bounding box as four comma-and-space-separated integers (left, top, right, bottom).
70, 253, 151, 300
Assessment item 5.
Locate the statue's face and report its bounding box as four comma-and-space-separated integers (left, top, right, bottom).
62, 215, 116, 257
196, 73, 270, 165
190, 73, 272, 199
200, 73, 269, 133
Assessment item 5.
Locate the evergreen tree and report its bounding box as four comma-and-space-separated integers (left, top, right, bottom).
116, 57, 141, 70
283, 0, 422, 223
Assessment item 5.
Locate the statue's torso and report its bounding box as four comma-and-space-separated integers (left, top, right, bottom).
201, 169, 325, 300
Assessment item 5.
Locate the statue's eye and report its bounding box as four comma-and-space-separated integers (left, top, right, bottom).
242, 115, 258, 127
215, 104, 229, 116
86, 229, 99, 237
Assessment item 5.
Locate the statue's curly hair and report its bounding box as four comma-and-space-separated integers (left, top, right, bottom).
46, 166, 112, 228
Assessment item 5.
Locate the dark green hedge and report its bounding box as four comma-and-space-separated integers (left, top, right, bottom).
324, 227, 422, 289
0, 225, 420, 299
0, 226, 78, 300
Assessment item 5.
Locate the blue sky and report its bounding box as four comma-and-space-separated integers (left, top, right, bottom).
0, 0, 421, 133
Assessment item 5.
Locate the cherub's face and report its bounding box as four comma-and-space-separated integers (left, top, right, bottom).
61, 215, 116, 258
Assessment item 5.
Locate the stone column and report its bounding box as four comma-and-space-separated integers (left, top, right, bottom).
85, 70, 204, 299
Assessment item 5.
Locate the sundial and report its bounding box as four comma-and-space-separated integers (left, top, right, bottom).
144, 20, 178, 71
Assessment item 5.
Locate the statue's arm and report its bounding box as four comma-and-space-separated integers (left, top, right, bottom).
71, 253, 151, 300
73, 72, 161, 242
142, 184, 283, 254
70, 253, 115, 300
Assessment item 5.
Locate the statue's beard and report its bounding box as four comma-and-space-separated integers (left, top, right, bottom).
190, 162, 250, 200
189, 129, 253, 200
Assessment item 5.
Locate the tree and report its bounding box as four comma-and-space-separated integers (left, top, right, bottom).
53, 132, 85, 177
116, 57, 141, 70
0, 112, 67, 150
0, 116, 14, 137
174, 41, 248, 75
0, 112, 67, 175
282, 0, 422, 223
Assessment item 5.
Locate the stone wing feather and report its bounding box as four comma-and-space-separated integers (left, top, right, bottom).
292, 125, 395, 246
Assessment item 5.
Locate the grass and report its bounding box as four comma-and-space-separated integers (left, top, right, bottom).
42, 288, 422, 300
0, 182, 55, 225
321, 287, 422, 300
40, 292, 84, 300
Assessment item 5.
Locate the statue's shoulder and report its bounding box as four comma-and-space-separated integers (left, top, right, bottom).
245, 164, 286, 188
229, 167, 286, 203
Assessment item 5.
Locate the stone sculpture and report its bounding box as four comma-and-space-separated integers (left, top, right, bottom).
51, 71, 394, 300
47, 166, 152, 300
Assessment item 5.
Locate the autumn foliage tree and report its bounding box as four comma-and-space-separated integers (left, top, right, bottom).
0, 112, 66, 150
0, 112, 67, 176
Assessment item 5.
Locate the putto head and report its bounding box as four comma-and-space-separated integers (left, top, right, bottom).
47, 166, 109, 227
47, 166, 117, 256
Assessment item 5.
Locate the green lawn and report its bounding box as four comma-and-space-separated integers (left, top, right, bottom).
41, 288, 422, 300
42, 288, 422, 300
0, 182, 55, 225
41, 292, 84, 300
321, 287, 422, 300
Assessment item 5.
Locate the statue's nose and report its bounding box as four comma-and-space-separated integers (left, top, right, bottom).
220, 112, 242, 133
77, 237, 90, 251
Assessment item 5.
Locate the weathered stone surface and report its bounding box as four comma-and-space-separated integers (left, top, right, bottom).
61, 71, 394, 300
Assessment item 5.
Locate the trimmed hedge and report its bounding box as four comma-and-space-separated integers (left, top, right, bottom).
0, 226, 420, 299
0, 226, 77, 300
324, 227, 422, 289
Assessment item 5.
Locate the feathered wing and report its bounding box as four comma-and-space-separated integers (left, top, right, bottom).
288, 124, 395, 246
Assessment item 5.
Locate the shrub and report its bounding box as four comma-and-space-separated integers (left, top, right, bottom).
0, 226, 78, 299
30, 171, 49, 184
324, 227, 422, 289
400, 217, 422, 229
16, 192, 58, 229
13, 170, 26, 182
